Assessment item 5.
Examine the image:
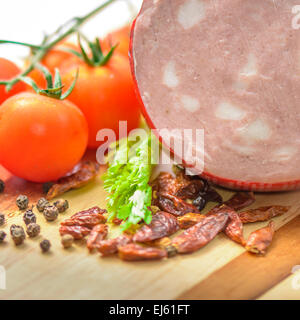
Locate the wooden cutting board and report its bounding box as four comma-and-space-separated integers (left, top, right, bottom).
0, 153, 300, 300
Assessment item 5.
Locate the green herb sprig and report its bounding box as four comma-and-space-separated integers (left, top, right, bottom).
103, 134, 157, 231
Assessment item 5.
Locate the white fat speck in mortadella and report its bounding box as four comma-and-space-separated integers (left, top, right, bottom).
132, 0, 300, 186
177, 0, 206, 30
163, 61, 179, 88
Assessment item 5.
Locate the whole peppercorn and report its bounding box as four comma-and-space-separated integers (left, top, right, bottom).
0, 213, 5, 226
36, 198, 50, 213
61, 234, 74, 249
23, 210, 36, 225
0, 230, 6, 242
26, 223, 41, 238
0, 179, 5, 193
10, 224, 18, 234
43, 205, 59, 222
10, 225, 26, 246
54, 199, 69, 213
40, 239, 51, 253
16, 195, 29, 210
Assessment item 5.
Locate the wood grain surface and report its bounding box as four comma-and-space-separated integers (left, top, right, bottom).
0, 158, 300, 300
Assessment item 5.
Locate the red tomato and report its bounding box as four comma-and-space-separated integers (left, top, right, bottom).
61, 53, 141, 149
28, 42, 80, 89
102, 25, 131, 56
0, 58, 26, 104
0, 92, 88, 182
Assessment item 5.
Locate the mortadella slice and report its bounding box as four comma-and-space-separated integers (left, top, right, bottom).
131, 0, 300, 191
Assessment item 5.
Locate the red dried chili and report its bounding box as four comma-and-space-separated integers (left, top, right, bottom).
239, 206, 290, 224
224, 207, 245, 245
177, 213, 206, 229
61, 206, 107, 229
133, 211, 179, 243
59, 225, 91, 240
87, 224, 108, 252
245, 221, 275, 255
223, 192, 255, 211
155, 192, 199, 216
46, 161, 99, 200
98, 234, 132, 256
171, 211, 229, 253
118, 243, 167, 261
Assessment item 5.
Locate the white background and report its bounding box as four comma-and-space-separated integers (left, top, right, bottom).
0, 0, 142, 64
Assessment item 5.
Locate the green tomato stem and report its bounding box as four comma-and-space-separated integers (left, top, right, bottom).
1, 0, 119, 91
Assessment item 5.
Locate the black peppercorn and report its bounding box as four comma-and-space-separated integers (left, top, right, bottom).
54, 199, 69, 213
0, 213, 5, 226
0, 179, 5, 193
43, 205, 59, 222
36, 198, 50, 213
40, 239, 51, 253
16, 195, 29, 210
0, 230, 6, 242
10, 225, 26, 246
26, 223, 41, 238
23, 210, 36, 225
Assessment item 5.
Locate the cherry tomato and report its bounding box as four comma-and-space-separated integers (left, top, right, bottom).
61, 53, 141, 149
28, 42, 80, 88
102, 25, 131, 56
0, 92, 88, 182
0, 58, 26, 104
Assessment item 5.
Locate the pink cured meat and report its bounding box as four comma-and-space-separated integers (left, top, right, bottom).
131, 0, 300, 191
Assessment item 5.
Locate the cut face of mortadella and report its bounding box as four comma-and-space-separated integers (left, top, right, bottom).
131, 0, 300, 191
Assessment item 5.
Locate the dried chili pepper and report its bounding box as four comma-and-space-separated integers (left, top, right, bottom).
86, 224, 108, 252
59, 225, 91, 240
98, 234, 132, 256
201, 187, 223, 204
224, 207, 245, 246
46, 161, 99, 200
152, 171, 208, 202
72, 206, 106, 217
171, 211, 229, 253
239, 206, 290, 224
150, 172, 179, 195
61, 206, 107, 229
147, 237, 177, 258
118, 243, 167, 261
133, 211, 179, 243
245, 221, 275, 255
175, 179, 206, 200
156, 193, 199, 216
223, 192, 255, 211
177, 213, 206, 229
